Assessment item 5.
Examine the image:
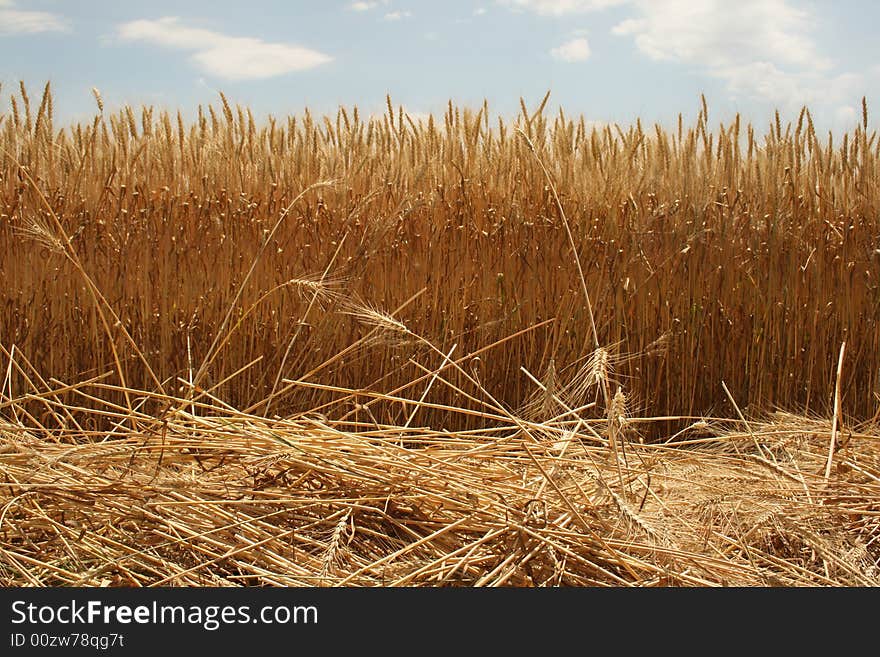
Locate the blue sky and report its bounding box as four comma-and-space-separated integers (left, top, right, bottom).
2, 0, 879, 131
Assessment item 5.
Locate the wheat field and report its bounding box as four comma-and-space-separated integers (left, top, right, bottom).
1, 82, 878, 586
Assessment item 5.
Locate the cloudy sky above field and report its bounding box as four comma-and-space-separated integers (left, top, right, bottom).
2, 0, 879, 130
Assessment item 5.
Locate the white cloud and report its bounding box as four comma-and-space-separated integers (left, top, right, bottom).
383, 10, 412, 21
349, 0, 390, 10
835, 105, 858, 126
551, 37, 591, 62
718, 63, 862, 109
116, 17, 332, 81
497, 0, 627, 15
0, 0, 68, 35
612, 1, 826, 71
612, 0, 860, 110
474, 7, 488, 15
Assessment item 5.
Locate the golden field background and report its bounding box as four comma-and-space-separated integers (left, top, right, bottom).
2, 85, 878, 425
1, 83, 879, 586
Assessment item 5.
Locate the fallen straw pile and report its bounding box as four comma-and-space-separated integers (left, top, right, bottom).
1, 377, 878, 586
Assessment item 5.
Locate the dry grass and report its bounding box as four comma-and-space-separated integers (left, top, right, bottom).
1, 377, 878, 586
1, 83, 880, 586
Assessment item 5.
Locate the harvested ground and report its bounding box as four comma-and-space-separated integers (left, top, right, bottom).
2, 388, 877, 586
